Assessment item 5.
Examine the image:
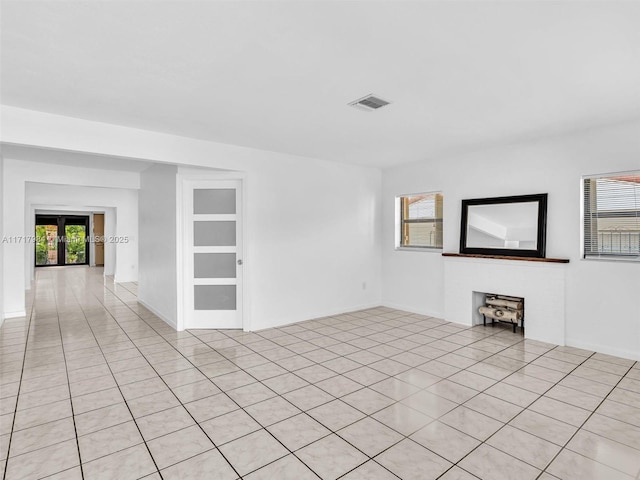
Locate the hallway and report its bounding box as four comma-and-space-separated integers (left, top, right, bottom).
1, 268, 639, 479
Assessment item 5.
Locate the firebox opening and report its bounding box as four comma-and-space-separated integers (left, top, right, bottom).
476, 292, 525, 334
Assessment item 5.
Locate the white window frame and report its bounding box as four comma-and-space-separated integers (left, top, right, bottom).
395, 191, 444, 252
581, 170, 640, 263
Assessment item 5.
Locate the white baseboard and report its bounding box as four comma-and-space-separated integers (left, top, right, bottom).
381, 302, 445, 320
565, 338, 640, 362
137, 299, 177, 330
318, 302, 383, 319
114, 274, 138, 283
4, 310, 27, 319
247, 302, 382, 332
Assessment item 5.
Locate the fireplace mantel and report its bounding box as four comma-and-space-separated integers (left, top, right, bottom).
442, 253, 570, 263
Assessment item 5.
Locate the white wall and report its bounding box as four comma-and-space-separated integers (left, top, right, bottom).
383, 120, 640, 360
0, 107, 382, 331
0, 154, 4, 325
1, 158, 139, 317
237, 158, 381, 331
138, 163, 178, 326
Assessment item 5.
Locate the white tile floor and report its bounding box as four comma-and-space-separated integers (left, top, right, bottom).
1, 267, 639, 479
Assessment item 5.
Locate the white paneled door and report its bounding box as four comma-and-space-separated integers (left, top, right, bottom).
183, 179, 243, 329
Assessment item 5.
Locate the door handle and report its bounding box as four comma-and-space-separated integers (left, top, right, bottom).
237, 259, 243, 266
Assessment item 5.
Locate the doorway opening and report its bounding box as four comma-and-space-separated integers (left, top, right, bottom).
35, 215, 90, 267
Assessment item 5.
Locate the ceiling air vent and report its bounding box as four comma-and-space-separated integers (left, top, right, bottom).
349, 94, 391, 112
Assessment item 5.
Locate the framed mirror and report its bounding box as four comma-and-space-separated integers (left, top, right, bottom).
460, 193, 548, 258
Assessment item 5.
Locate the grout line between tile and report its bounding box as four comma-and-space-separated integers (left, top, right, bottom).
4, 268, 639, 480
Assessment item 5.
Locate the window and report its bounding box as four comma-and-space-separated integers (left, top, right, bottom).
583, 173, 640, 260
398, 192, 443, 249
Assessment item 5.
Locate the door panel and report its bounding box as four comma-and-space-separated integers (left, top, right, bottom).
94, 214, 105, 266
194, 285, 237, 310
193, 189, 236, 214
193, 221, 236, 246
194, 253, 237, 278
95, 244, 104, 266
35, 223, 59, 266
64, 224, 87, 264
183, 180, 243, 329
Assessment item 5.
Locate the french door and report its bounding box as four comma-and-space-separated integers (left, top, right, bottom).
35, 215, 89, 267
182, 180, 243, 329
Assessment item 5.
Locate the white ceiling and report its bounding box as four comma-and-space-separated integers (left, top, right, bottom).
2, 1, 640, 169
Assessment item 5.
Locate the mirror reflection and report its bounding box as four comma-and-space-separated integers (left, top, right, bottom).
466, 201, 539, 250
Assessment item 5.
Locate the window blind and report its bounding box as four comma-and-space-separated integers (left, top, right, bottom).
583, 174, 640, 259
400, 193, 443, 248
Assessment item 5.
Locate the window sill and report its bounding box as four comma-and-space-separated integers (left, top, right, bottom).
581, 256, 639, 264
395, 247, 443, 253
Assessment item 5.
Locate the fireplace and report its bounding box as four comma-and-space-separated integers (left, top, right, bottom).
444, 255, 568, 345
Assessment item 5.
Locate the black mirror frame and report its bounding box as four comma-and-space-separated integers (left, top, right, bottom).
460, 193, 548, 258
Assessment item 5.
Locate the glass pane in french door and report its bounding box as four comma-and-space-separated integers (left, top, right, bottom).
65, 225, 87, 264
36, 224, 58, 266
